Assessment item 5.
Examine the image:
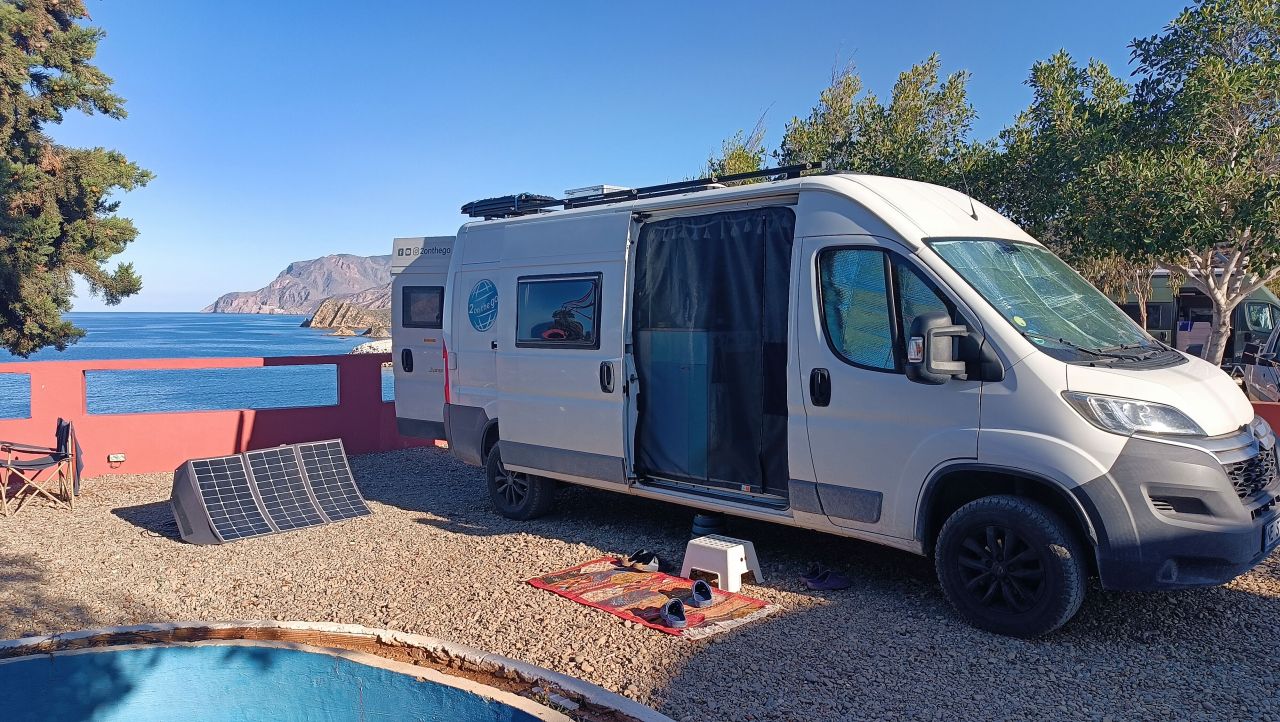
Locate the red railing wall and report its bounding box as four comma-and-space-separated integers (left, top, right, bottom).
0, 354, 432, 478
2, 354, 1276, 480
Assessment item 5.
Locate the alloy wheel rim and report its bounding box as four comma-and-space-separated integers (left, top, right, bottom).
494, 461, 530, 507
956, 524, 1046, 613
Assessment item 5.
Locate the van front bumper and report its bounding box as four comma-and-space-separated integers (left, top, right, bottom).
1074, 424, 1280, 591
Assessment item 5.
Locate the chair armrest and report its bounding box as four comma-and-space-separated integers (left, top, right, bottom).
0, 441, 57, 454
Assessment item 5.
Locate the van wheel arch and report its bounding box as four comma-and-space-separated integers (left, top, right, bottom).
481, 420, 500, 461
919, 465, 1099, 570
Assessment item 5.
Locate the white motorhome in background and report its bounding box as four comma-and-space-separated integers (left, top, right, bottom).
391, 236, 454, 441
392, 169, 1280, 637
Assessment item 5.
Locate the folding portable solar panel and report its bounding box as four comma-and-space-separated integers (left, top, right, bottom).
170, 439, 370, 545
245, 446, 326, 531
296, 440, 371, 521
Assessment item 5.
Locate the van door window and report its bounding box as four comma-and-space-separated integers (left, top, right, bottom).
402, 286, 444, 329
819, 249, 896, 371
515, 274, 601, 348
1246, 302, 1275, 333
894, 258, 952, 340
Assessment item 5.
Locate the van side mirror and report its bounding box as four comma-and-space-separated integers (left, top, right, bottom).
906, 311, 967, 385
1244, 341, 1263, 364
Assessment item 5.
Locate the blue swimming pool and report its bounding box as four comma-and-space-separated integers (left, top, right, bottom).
0, 643, 550, 722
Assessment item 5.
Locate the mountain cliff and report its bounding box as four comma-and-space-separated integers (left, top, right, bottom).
202, 254, 392, 314
302, 298, 392, 331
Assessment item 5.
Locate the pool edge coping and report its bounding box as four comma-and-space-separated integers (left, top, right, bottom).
0, 620, 675, 722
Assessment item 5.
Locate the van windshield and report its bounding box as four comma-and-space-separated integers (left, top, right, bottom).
929, 238, 1165, 363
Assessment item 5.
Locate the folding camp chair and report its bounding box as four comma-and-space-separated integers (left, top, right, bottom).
1, 418, 82, 516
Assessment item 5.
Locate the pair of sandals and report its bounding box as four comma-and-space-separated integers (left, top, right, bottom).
801, 564, 852, 591
658, 579, 715, 629
622, 549, 660, 573
622, 551, 715, 629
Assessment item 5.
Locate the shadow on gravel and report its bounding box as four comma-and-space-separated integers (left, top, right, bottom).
111, 501, 182, 541
0, 555, 162, 720
355, 448, 1280, 721
0, 553, 101, 638
653, 546, 1280, 722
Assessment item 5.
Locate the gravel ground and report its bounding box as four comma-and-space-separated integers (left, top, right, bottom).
2, 446, 1279, 721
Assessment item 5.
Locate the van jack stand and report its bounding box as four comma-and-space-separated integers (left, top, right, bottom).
691, 512, 727, 538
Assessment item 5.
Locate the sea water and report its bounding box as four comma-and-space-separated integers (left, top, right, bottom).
0, 313, 394, 418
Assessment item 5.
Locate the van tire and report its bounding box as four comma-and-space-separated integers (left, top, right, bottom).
485, 445, 556, 520
934, 495, 1086, 638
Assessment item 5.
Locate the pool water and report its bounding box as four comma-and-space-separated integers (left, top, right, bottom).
0, 643, 547, 722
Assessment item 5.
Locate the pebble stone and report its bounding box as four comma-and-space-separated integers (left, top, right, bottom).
1, 446, 1277, 721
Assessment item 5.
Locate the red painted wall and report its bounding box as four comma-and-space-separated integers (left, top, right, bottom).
0, 354, 433, 478
2, 355, 1275, 480
1253, 402, 1280, 433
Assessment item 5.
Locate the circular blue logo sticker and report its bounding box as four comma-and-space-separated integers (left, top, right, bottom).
467, 279, 498, 332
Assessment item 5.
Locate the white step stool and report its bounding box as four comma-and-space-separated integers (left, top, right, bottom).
680, 535, 763, 593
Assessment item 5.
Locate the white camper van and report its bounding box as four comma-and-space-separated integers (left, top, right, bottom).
394, 168, 1280, 637
391, 235, 454, 440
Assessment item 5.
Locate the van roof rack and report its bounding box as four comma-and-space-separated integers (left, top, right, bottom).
460, 162, 823, 219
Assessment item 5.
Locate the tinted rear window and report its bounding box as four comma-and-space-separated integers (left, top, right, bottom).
402, 286, 444, 329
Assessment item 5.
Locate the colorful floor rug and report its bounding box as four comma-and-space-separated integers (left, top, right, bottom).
529, 556, 778, 639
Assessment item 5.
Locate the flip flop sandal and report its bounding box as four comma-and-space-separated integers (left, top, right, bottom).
688, 579, 715, 608
659, 597, 687, 629
623, 549, 660, 573
803, 569, 853, 591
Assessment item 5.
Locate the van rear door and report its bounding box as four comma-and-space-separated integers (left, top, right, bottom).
391, 236, 454, 439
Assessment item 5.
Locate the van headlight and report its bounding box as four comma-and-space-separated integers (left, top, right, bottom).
1063, 392, 1205, 437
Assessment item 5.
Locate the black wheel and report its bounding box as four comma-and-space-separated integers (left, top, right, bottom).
934, 495, 1086, 638
485, 445, 556, 520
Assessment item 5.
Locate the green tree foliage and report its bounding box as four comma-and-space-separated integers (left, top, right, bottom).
777, 55, 979, 188
983, 52, 1132, 253
706, 0, 1277, 366
978, 52, 1169, 326
0, 0, 150, 357
1076, 0, 1279, 364
703, 114, 767, 183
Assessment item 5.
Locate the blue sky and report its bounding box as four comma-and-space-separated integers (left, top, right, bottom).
61, 0, 1179, 311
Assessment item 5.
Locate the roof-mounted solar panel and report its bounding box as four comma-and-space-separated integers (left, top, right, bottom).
170, 439, 370, 545
460, 193, 558, 220
460, 163, 822, 219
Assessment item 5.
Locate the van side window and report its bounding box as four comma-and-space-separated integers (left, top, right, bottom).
515, 274, 601, 349
894, 258, 953, 339
819, 249, 895, 370
402, 286, 444, 329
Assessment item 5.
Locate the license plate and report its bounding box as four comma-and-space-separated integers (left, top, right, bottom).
1267, 517, 1280, 551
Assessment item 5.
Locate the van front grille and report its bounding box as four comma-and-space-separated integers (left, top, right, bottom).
1225, 446, 1279, 500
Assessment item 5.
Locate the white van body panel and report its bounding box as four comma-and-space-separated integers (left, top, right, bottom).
493, 211, 632, 483
976, 351, 1129, 485
391, 236, 454, 437
436, 173, 1275, 600
1065, 354, 1254, 437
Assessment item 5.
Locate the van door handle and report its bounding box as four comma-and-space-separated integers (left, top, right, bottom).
400, 348, 414, 373
600, 361, 615, 393
809, 368, 831, 407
